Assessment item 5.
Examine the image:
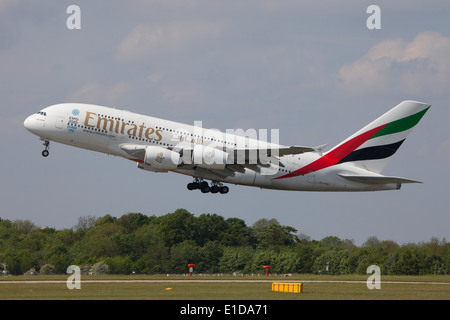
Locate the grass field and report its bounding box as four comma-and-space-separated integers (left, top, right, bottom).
1, 274, 449, 300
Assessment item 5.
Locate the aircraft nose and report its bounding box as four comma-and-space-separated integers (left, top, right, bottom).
24, 115, 36, 132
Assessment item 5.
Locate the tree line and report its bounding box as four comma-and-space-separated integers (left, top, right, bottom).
0, 209, 448, 275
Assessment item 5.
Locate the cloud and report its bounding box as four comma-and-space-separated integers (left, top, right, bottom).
0, 113, 30, 134
66, 82, 131, 105
437, 138, 450, 157
161, 86, 202, 104
116, 20, 226, 61
147, 72, 165, 84
132, 0, 210, 8
336, 32, 450, 95
0, 0, 18, 12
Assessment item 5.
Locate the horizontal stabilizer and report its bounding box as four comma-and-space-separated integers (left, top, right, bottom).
338, 173, 422, 184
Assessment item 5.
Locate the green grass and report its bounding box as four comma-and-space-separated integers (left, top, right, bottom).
0, 274, 449, 300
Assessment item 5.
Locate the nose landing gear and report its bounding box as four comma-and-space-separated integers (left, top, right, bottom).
187, 178, 229, 194
42, 140, 50, 157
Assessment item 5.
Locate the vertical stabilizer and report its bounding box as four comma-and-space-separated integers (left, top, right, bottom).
328, 100, 430, 173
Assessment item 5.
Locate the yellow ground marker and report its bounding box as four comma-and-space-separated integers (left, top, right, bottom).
272, 282, 303, 293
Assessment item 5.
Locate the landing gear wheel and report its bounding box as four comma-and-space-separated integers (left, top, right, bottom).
42, 140, 50, 157
211, 180, 229, 194
219, 186, 229, 194
200, 185, 210, 193
200, 181, 209, 189
187, 178, 201, 191
187, 178, 229, 194
210, 185, 220, 193
187, 183, 195, 190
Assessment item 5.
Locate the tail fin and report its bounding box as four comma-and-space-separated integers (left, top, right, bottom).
327, 100, 430, 173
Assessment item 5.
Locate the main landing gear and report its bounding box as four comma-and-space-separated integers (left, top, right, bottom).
187, 178, 229, 194
42, 140, 50, 157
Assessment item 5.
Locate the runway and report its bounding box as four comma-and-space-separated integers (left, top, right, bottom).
1, 279, 450, 285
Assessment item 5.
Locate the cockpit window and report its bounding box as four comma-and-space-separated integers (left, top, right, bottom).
37, 111, 47, 116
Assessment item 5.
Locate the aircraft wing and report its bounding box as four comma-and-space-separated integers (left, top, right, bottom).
271, 145, 317, 156
190, 145, 316, 179
120, 143, 317, 179
232, 145, 315, 163
338, 173, 422, 184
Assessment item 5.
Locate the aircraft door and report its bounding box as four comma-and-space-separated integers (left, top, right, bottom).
55, 116, 65, 129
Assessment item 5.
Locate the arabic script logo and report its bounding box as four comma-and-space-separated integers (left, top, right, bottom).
155, 152, 165, 163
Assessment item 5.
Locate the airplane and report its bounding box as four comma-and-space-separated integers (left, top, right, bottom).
24, 100, 430, 194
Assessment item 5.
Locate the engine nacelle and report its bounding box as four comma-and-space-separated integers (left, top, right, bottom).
182, 145, 229, 170
137, 162, 168, 173
143, 146, 181, 171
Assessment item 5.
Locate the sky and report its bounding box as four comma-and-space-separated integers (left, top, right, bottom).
1, 0, 449, 246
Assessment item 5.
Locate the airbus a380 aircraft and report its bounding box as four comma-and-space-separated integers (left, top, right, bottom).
24, 100, 430, 194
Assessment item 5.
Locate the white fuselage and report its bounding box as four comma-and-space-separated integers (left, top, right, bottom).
24, 103, 400, 192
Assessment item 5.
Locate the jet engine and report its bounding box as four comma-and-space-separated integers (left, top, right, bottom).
143, 146, 181, 171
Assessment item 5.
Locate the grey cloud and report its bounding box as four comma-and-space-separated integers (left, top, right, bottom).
116, 20, 227, 61
336, 32, 450, 95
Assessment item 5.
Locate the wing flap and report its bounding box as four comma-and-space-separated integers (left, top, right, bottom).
232, 145, 315, 167
233, 145, 315, 157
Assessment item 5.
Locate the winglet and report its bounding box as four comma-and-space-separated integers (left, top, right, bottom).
313, 144, 328, 156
